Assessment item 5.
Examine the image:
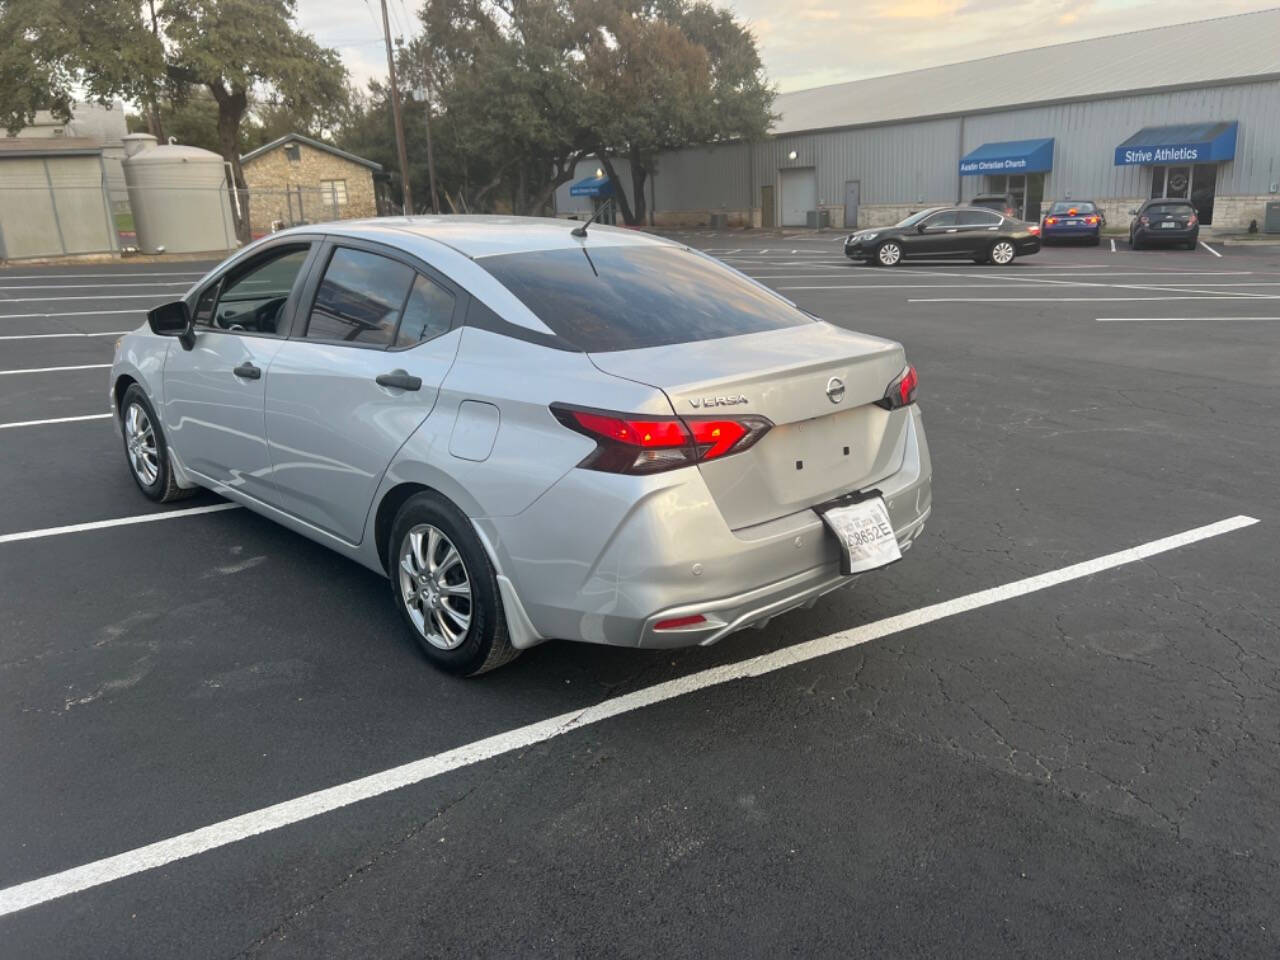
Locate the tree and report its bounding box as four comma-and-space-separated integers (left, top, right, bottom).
1, 0, 347, 242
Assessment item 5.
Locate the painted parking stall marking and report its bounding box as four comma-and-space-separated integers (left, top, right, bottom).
0, 513, 1257, 918
0, 503, 239, 545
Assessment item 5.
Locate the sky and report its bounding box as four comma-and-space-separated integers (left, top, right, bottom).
297, 0, 1280, 94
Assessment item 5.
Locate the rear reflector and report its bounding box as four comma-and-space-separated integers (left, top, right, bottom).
551, 404, 772, 475
654, 614, 707, 631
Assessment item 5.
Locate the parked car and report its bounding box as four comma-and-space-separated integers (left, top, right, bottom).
112, 217, 932, 676
1129, 199, 1200, 250
970, 193, 1017, 218
1042, 200, 1105, 245
844, 206, 1041, 266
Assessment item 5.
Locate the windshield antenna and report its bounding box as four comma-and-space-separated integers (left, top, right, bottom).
571, 198, 614, 238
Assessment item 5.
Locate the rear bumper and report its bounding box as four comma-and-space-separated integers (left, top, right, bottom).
1135, 227, 1199, 245
1043, 225, 1100, 240
482, 405, 932, 650
1016, 237, 1042, 254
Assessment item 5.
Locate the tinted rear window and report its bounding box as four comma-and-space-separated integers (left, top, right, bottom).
479, 246, 813, 352
1048, 202, 1097, 214
1146, 202, 1194, 216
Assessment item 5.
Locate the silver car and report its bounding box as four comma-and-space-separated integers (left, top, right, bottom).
111, 217, 931, 675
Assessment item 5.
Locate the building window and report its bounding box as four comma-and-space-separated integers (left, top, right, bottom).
320, 179, 348, 206
284, 143, 301, 163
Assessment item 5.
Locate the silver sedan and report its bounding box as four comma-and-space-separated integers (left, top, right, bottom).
111, 217, 931, 675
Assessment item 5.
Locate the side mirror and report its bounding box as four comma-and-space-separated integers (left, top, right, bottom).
147, 300, 194, 350
917, 222, 929, 233
1128, 208, 1138, 216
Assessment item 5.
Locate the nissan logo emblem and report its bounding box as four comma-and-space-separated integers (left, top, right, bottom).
826, 376, 846, 404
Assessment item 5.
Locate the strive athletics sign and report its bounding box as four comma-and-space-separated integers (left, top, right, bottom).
1113, 122, 1238, 166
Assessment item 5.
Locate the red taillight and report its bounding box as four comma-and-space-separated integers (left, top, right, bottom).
655, 614, 707, 631
1187, 214, 1198, 226
1140, 215, 1150, 225
1045, 217, 1058, 225
1027, 224, 1040, 235
552, 404, 772, 475
876, 365, 918, 411
1085, 216, 1099, 225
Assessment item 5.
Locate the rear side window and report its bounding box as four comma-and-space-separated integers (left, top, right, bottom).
478, 246, 812, 352
957, 210, 1000, 226
306, 247, 414, 345
396, 275, 455, 347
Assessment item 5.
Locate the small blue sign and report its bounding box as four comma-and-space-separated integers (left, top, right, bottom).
569, 175, 612, 198
1114, 121, 1237, 166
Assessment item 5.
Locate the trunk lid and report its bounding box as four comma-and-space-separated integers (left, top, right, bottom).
589, 322, 910, 530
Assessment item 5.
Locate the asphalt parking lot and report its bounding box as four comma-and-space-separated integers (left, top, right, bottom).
2, 233, 1279, 957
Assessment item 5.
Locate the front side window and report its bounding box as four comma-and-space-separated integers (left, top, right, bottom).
921, 211, 959, 229
895, 208, 942, 228
305, 247, 415, 346
200, 245, 311, 335
479, 245, 812, 352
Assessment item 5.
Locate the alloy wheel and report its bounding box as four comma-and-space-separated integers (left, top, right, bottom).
124, 402, 159, 486
991, 241, 1015, 265
878, 242, 902, 266
398, 524, 473, 650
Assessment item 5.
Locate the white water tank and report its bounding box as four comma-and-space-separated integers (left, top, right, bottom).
122, 137, 236, 253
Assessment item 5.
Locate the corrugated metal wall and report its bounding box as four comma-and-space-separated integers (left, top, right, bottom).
554, 79, 1280, 219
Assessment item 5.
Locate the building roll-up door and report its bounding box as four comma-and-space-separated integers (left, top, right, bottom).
778, 168, 816, 227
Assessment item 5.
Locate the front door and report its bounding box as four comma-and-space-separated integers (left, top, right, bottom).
912, 210, 964, 257
760, 186, 775, 228
843, 180, 860, 230
162, 242, 314, 499
1151, 163, 1217, 224
264, 241, 462, 545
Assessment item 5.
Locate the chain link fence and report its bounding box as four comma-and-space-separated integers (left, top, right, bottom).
0, 177, 369, 261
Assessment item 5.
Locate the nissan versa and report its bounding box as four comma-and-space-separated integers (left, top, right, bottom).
111, 217, 931, 675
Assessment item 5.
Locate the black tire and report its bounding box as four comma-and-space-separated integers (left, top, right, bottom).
875, 240, 903, 267
1090, 236, 1102, 246
388, 491, 518, 676
119, 383, 195, 503
1131, 234, 1142, 251
1186, 240, 1198, 251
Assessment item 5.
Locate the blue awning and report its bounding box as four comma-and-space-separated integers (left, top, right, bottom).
959, 138, 1054, 176
1114, 121, 1237, 166
569, 175, 613, 197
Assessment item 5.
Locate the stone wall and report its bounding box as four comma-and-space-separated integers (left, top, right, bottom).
241, 141, 379, 233
855, 203, 953, 228
651, 209, 752, 228
1208, 195, 1278, 233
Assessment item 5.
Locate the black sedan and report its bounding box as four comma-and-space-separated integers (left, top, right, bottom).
845, 206, 1041, 266
1129, 198, 1199, 250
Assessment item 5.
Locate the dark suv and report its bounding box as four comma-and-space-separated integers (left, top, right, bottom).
970, 194, 1017, 218
1129, 199, 1199, 250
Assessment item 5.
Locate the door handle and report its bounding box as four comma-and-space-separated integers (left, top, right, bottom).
376, 370, 422, 391
233, 362, 261, 380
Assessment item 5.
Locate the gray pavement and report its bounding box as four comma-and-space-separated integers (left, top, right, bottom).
1, 236, 1278, 957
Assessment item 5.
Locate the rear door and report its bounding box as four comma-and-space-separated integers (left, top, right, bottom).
954, 209, 1003, 254
264, 239, 463, 544
162, 241, 315, 500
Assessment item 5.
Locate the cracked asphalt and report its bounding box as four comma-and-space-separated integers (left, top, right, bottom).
1, 236, 1278, 957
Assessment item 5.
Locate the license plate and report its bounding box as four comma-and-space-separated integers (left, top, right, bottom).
1161, 221, 1177, 229
819, 496, 902, 576
1067, 219, 1081, 225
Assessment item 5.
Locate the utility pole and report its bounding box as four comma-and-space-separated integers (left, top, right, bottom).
422, 45, 440, 214
380, 0, 413, 215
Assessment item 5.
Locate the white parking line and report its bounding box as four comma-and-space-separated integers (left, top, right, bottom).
909, 296, 1280, 303
0, 272, 204, 280
1095, 321, 1280, 330
0, 331, 127, 341
1110, 239, 1116, 253
0, 503, 239, 545
0, 413, 113, 430
0, 309, 145, 320
0, 282, 189, 291
0, 294, 169, 303
0, 513, 1257, 917
1200, 241, 1223, 258
0, 363, 112, 377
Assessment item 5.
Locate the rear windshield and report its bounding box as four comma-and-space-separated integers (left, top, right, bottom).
1146, 202, 1194, 216
478, 245, 813, 352
1048, 202, 1097, 214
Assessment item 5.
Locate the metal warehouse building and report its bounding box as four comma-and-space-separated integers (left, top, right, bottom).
556, 8, 1280, 233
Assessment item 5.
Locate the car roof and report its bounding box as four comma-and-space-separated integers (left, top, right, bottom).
272, 215, 681, 261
